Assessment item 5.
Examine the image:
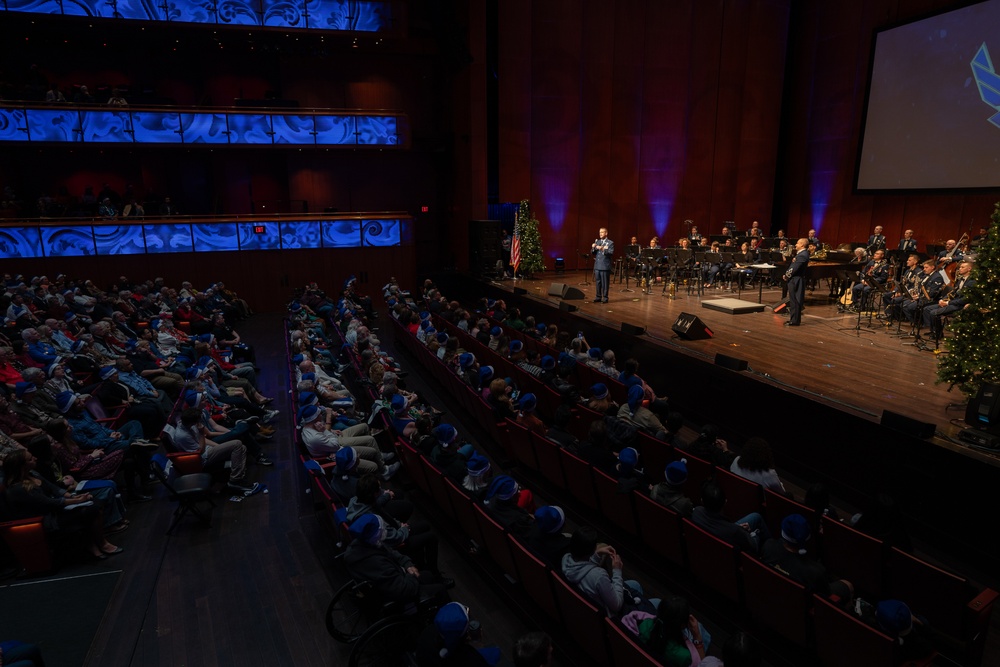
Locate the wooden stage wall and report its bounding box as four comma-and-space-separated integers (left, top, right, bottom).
436, 270, 1000, 573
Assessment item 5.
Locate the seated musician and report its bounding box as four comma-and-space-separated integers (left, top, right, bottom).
837, 247, 868, 301
867, 225, 887, 252
897, 229, 917, 255
775, 230, 787, 243
689, 226, 703, 246
901, 260, 945, 326
721, 227, 732, 239
733, 242, 757, 289
850, 249, 888, 310
883, 254, 920, 320
748, 220, 762, 238
806, 229, 820, 248
702, 241, 723, 288
922, 260, 975, 341
625, 236, 641, 279
936, 239, 964, 267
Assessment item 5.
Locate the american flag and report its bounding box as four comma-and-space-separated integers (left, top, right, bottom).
510, 208, 522, 272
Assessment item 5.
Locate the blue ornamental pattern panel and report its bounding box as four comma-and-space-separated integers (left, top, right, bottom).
41, 226, 96, 256
80, 110, 133, 143
94, 225, 146, 255
237, 222, 281, 249
3, 0, 392, 31
0, 227, 43, 259
192, 222, 239, 252
26, 109, 81, 142
0, 108, 28, 141
1, 217, 407, 258
356, 115, 397, 145
143, 223, 194, 253
279, 221, 322, 248
362, 219, 400, 246
320, 220, 361, 247
179, 113, 230, 144
314, 115, 356, 145
0, 107, 402, 146
271, 115, 314, 144
228, 114, 272, 144
131, 111, 183, 143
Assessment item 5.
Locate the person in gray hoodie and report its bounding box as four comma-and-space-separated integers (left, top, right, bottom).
561, 526, 631, 617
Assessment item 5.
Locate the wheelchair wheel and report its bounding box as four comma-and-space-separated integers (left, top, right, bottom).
325, 580, 373, 644
349, 615, 421, 667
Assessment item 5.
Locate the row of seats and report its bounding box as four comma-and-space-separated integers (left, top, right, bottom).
391, 288, 998, 667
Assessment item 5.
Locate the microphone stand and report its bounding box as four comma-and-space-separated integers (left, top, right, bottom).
578, 251, 591, 286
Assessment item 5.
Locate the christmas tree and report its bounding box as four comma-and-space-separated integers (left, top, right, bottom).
514, 199, 546, 276
937, 203, 1000, 395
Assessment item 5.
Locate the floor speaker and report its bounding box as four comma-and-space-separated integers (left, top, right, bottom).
966, 383, 1000, 434
772, 298, 790, 314
880, 410, 935, 439
620, 322, 646, 336
559, 302, 578, 312
715, 353, 748, 371
547, 283, 585, 300
513, 287, 528, 295
672, 312, 713, 340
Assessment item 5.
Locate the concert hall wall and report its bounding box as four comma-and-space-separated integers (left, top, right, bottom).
776, 0, 1000, 249
493, 0, 791, 268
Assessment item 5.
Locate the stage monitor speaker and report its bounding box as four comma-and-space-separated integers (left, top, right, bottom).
880, 410, 935, 439
966, 383, 1000, 434
715, 353, 748, 372
672, 312, 713, 340
559, 302, 578, 313
547, 283, 585, 300
513, 287, 528, 295
620, 322, 646, 336
772, 298, 790, 314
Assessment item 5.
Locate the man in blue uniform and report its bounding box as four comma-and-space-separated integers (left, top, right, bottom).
592, 227, 614, 304
783, 238, 809, 326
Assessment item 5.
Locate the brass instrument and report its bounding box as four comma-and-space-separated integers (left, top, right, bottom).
921, 281, 931, 301
814, 243, 831, 260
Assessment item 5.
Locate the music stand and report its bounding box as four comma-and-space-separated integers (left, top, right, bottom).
579, 252, 591, 286
620, 254, 637, 293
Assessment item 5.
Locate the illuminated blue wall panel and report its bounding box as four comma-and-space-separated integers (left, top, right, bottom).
314, 116, 356, 144
271, 115, 314, 144
356, 116, 397, 145
179, 113, 230, 144
2, 0, 393, 31
131, 111, 183, 143
3, 217, 406, 258
41, 227, 96, 256
0, 227, 43, 259
81, 110, 132, 143
26, 109, 80, 142
0, 109, 28, 141
362, 219, 400, 246
228, 114, 272, 144
218, 0, 262, 26
238, 222, 281, 249
143, 223, 193, 253
1, 107, 402, 146
115, 0, 164, 20
321, 220, 361, 247
94, 225, 147, 255
279, 221, 322, 248
193, 223, 240, 251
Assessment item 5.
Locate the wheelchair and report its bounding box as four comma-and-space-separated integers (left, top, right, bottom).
325, 578, 449, 667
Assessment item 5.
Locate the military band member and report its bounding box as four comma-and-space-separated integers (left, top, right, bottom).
867, 225, 887, 252
922, 261, 975, 341
850, 249, 888, 310
901, 260, 945, 325
884, 254, 921, 320
783, 238, 809, 326
897, 229, 917, 254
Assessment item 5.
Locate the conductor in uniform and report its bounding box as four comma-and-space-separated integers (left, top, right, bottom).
592, 227, 614, 304
783, 238, 809, 326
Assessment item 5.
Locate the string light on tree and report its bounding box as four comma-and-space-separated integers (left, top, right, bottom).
937, 202, 1000, 395
513, 199, 545, 277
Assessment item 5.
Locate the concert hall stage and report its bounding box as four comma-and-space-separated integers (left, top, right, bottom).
435, 269, 1000, 571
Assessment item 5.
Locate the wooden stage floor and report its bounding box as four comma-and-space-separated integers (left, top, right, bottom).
486, 270, 999, 468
